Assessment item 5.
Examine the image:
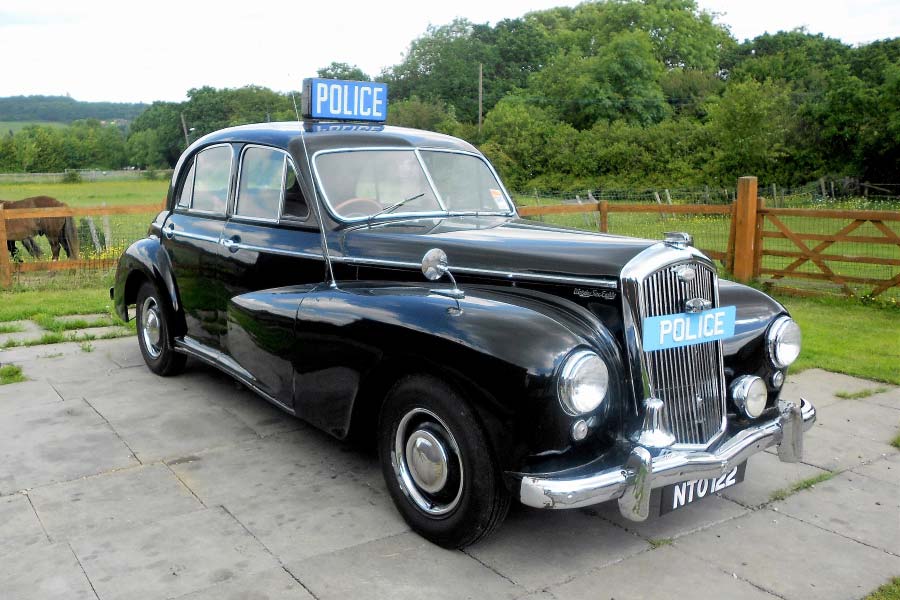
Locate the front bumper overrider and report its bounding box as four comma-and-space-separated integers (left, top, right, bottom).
519, 398, 816, 521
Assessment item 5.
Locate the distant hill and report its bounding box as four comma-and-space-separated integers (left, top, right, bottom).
0, 95, 147, 123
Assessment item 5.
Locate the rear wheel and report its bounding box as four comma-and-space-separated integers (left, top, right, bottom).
378, 375, 510, 548
136, 281, 186, 376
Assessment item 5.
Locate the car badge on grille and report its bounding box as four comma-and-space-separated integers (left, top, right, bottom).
684, 298, 712, 313
674, 265, 696, 283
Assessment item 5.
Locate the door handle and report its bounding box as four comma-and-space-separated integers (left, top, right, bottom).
163, 223, 175, 239
221, 236, 241, 253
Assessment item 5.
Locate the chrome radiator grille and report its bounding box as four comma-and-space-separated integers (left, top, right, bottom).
639, 262, 726, 446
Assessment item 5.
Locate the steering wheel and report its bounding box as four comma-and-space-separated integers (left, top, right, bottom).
333, 197, 382, 217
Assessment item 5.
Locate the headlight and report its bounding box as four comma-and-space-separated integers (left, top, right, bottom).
558, 350, 609, 415
767, 316, 802, 368
730, 375, 768, 418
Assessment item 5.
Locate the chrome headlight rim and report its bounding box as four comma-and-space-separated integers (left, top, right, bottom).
767, 316, 802, 369
557, 349, 610, 416
730, 375, 768, 419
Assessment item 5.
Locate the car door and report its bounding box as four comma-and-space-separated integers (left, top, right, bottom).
219, 144, 325, 405
162, 143, 234, 350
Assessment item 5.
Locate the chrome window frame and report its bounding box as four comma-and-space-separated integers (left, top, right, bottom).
181, 143, 235, 217
310, 146, 516, 224
233, 144, 287, 224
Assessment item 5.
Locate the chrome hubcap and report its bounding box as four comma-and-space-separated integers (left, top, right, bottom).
393, 408, 463, 517
405, 429, 449, 494
141, 297, 163, 359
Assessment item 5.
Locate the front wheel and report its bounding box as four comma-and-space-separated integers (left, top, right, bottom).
378, 375, 510, 548
135, 281, 186, 376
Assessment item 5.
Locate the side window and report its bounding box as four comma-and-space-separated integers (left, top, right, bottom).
236, 147, 284, 220
282, 161, 309, 220
177, 161, 195, 208
192, 145, 232, 214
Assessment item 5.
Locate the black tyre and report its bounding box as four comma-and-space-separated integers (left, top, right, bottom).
135, 281, 186, 376
378, 375, 510, 549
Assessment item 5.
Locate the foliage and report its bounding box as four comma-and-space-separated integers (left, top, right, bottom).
317, 62, 370, 81
864, 577, 900, 600
0, 95, 146, 122
0, 364, 25, 385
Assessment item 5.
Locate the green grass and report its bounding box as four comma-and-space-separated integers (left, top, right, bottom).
34, 314, 115, 333
892, 433, 900, 450
0, 178, 168, 207
0, 364, 26, 385
780, 294, 900, 385
835, 387, 889, 400
0, 322, 24, 334
648, 538, 674, 549
0, 285, 115, 322
769, 471, 836, 502
80, 341, 94, 353
0, 121, 67, 134
865, 577, 900, 600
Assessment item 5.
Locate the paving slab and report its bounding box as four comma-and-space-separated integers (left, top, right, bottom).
0, 399, 138, 494
814, 399, 900, 444
851, 452, 900, 484
676, 509, 900, 600
0, 493, 49, 556
84, 388, 260, 463
52, 364, 197, 402
172, 567, 315, 600
16, 348, 124, 383
775, 470, 900, 555
169, 433, 407, 562
71, 506, 279, 600
722, 450, 829, 508
29, 463, 204, 541
0, 319, 44, 346
594, 492, 748, 541
862, 386, 900, 411
0, 379, 62, 416
0, 341, 88, 364
466, 505, 649, 591
288, 532, 522, 600
797, 422, 896, 472
67, 325, 132, 340
0, 542, 97, 600
169, 429, 373, 507
784, 369, 884, 409
549, 544, 776, 600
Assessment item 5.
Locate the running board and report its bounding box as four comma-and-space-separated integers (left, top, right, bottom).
174, 337, 295, 416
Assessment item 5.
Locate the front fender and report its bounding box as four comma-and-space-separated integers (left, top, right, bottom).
292, 282, 625, 471
113, 236, 181, 327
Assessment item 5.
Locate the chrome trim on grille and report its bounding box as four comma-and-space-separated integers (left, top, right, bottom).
621, 243, 727, 449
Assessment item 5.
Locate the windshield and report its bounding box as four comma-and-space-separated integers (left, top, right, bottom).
314, 149, 513, 221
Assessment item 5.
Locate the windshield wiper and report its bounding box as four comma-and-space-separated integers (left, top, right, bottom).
366, 192, 426, 223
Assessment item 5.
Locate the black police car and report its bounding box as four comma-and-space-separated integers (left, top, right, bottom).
113, 79, 815, 548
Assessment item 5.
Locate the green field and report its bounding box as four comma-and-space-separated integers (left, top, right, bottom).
0, 121, 67, 134
0, 179, 168, 207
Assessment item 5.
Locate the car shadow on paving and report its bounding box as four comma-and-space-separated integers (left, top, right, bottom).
0, 341, 897, 599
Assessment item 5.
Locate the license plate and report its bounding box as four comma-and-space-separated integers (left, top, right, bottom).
642, 306, 736, 351
660, 462, 747, 515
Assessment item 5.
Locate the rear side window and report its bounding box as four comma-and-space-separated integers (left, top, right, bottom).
282, 162, 308, 220
191, 145, 232, 214
236, 147, 284, 220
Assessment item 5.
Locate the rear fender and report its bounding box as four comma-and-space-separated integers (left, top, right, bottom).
113, 236, 182, 332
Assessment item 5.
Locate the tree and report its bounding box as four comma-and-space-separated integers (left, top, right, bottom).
704, 79, 792, 183
387, 96, 460, 135
316, 62, 370, 81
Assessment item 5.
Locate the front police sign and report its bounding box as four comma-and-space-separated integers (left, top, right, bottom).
641, 305, 736, 352
302, 78, 388, 122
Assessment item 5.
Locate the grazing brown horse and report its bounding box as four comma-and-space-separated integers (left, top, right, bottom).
0, 196, 79, 260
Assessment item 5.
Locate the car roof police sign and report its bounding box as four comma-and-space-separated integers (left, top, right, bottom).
302, 78, 388, 123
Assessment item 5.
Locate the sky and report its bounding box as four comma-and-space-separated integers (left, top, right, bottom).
0, 0, 897, 104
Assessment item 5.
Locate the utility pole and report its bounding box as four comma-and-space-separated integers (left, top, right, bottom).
478, 63, 483, 135
180, 112, 190, 147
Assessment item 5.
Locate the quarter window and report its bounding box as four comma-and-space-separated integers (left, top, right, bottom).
177, 161, 195, 208
282, 162, 309, 220
191, 145, 232, 214
236, 147, 284, 220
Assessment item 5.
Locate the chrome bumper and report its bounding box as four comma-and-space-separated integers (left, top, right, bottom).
519, 398, 816, 521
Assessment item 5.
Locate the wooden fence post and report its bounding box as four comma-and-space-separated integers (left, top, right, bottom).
0, 207, 10, 288
599, 200, 609, 233
733, 176, 759, 282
